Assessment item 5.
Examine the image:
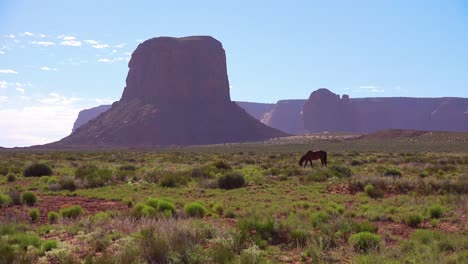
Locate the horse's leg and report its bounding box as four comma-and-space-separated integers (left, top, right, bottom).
310, 159, 313, 168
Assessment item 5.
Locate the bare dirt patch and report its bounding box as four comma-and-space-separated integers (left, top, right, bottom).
0, 195, 129, 224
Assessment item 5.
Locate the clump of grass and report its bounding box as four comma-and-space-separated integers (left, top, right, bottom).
47, 211, 60, 224
29, 208, 39, 222
218, 171, 245, 190
364, 184, 384, 199
41, 239, 58, 252
184, 202, 207, 218
21, 191, 37, 206
353, 221, 378, 233
212, 160, 232, 171
0, 192, 12, 207
384, 168, 402, 178
428, 204, 443, 219
122, 197, 134, 208
6, 173, 16, 182
213, 204, 224, 215
24, 163, 53, 177
159, 171, 190, 188
349, 232, 381, 253
405, 213, 423, 228
60, 205, 84, 219
157, 200, 176, 215
75, 164, 112, 188
132, 203, 156, 218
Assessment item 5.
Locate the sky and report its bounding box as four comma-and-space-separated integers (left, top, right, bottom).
0, 0, 467, 147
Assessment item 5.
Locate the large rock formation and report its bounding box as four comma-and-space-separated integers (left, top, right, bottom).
303, 89, 468, 133
235, 102, 275, 120
261, 100, 306, 134
54, 36, 286, 147
72, 105, 111, 133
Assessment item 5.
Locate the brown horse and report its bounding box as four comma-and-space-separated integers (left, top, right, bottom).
299, 150, 327, 168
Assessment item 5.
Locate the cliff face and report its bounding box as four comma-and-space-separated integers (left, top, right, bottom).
303, 89, 468, 133
54, 36, 287, 147
72, 105, 111, 133
261, 100, 307, 134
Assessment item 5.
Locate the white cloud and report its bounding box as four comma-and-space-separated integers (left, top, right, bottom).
123, 52, 131, 55
37, 93, 81, 105
15, 87, 25, 94
370, 89, 384, 93
0, 81, 7, 89
32, 41, 56, 46
92, 44, 109, 49
98, 58, 111, 63
60, 40, 82, 47
39, 34, 47, 38
23, 32, 34, 37
0, 69, 18, 74
94, 97, 115, 104
84, 39, 99, 45
359, 85, 378, 89
0, 96, 7, 103
58, 35, 76, 40
0, 51, 5, 55
40, 66, 57, 71
97, 57, 129, 63
6, 34, 15, 38
114, 43, 126, 48
0, 104, 81, 147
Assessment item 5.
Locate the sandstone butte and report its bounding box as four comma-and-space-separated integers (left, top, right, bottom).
50, 36, 288, 148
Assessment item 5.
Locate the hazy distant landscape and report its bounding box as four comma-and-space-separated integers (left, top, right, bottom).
1, 1, 467, 263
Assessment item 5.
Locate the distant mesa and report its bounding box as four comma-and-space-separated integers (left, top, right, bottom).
72, 105, 111, 133
55, 36, 287, 147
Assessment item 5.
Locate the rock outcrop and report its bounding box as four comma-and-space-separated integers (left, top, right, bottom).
303, 89, 468, 133
235, 102, 275, 120
72, 105, 111, 133
261, 100, 306, 134
54, 36, 287, 147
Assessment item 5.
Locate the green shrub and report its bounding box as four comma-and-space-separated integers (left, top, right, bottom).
364, 184, 384, 199
428, 204, 443, 219
47, 211, 60, 224
212, 160, 232, 171
0, 165, 8, 175
218, 171, 246, 190
353, 221, 378, 233
225, 209, 236, 218
122, 197, 134, 208
0, 238, 16, 263
132, 203, 156, 218
6, 173, 16, 182
60, 205, 84, 219
157, 200, 176, 214
0, 192, 12, 207
90, 212, 109, 222
75, 164, 112, 188
41, 239, 58, 252
214, 204, 224, 215
311, 211, 329, 227
405, 213, 423, 228
58, 176, 76, 191
8, 232, 41, 249
47, 176, 58, 185
349, 232, 381, 252
238, 215, 288, 245
29, 208, 39, 222
21, 191, 37, 206
419, 170, 429, 178
159, 171, 189, 188
384, 168, 402, 178
330, 165, 353, 178
145, 197, 160, 209
23, 163, 53, 177
184, 202, 207, 218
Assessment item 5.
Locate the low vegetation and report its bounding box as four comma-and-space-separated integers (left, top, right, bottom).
0, 134, 466, 262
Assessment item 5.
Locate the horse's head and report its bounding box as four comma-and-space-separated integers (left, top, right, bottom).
298, 156, 305, 166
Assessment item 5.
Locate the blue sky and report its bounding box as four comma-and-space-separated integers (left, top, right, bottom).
1, 0, 467, 147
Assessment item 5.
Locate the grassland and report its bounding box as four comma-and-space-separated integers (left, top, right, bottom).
0, 131, 467, 263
